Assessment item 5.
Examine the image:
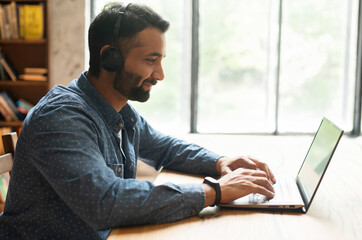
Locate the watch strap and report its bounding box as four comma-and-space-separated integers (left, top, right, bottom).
203, 177, 221, 206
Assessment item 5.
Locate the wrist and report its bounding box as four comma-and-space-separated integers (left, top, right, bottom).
202, 183, 216, 207
216, 157, 224, 174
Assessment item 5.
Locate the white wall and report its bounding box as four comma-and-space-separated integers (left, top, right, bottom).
49, 0, 86, 88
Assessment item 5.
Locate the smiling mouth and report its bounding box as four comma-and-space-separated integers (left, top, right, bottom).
142, 79, 157, 90
143, 79, 157, 86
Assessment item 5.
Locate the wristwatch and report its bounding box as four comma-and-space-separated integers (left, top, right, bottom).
203, 176, 221, 206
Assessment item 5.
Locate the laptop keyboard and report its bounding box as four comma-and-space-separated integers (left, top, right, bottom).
249, 193, 269, 203
249, 177, 293, 204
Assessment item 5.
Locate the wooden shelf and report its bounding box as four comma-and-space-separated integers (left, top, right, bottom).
0, 0, 46, 3
0, 39, 46, 44
0, 81, 48, 87
0, 0, 49, 131
0, 121, 23, 128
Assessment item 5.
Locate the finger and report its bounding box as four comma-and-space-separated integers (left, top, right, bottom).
247, 156, 270, 180
223, 167, 233, 175
251, 169, 267, 178
269, 168, 276, 183
248, 156, 276, 183
252, 183, 275, 198
238, 156, 257, 170
233, 168, 257, 176
252, 176, 275, 193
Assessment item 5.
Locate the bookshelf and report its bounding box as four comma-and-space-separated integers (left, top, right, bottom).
0, 0, 49, 130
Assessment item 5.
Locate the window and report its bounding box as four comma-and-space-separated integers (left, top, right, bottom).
91, 0, 361, 135
278, 0, 358, 133
198, 0, 278, 133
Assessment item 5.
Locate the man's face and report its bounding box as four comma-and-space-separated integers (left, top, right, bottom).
113, 27, 166, 102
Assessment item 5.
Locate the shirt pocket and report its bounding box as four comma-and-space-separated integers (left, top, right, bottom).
106, 163, 124, 178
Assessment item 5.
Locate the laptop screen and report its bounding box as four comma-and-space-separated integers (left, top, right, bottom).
296, 117, 343, 211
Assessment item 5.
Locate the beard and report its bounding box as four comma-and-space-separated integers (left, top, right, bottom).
113, 69, 157, 102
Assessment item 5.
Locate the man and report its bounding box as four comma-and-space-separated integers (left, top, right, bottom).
0, 3, 275, 239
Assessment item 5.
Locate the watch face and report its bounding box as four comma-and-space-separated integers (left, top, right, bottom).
205, 176, 218, 184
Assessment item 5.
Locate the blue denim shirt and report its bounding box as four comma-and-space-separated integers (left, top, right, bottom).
0, 72, 221, 239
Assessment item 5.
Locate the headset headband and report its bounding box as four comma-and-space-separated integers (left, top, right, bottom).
112, 2, 131, 46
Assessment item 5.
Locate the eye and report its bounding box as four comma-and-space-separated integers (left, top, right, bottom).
145, 58, 156, 63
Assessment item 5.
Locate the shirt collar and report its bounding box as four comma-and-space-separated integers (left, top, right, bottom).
72, 71, 138, 131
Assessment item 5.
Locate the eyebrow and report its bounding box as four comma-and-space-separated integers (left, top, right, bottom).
146, 52, 166, 58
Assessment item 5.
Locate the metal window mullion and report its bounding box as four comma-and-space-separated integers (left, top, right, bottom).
274, 0, 283, 135
190, 0, 199, 133
90, 0, 95, 20
353, 0, 362, 135
342, 0, 353, 121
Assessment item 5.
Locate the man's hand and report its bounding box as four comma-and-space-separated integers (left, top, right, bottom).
202, 156, 277, 207
218, 168, 275, 203
216, 156, 276, 183
202, 167, 275, 207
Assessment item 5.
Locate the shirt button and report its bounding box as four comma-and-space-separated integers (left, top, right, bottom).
119, 123, 124, 128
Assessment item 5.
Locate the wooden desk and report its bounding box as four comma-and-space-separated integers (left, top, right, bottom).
109, 135, 362, 240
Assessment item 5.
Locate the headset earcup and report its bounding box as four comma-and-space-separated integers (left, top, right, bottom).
101, 47, 123, 72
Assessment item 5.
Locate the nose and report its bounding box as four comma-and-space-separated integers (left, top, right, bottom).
151, 63, 165, 81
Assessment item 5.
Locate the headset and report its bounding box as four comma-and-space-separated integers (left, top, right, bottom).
101, 2, 131, 72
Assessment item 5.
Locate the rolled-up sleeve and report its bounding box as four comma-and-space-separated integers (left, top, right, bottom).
138, 115, 222, 178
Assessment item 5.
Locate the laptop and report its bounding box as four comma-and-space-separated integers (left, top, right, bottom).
218, 117, 343, 213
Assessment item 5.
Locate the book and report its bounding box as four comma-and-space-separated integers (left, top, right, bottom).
0, 3, 18, 39
24, 67, 48, 75
21, 67, 48, 81
1, 92, 25, 120
0, 55, 18, 81
1, 4, 8, 38
16, 98, 34, 115
19, 74, 47, 82
0, 101, 12, 121
6, 2, 18, 39
0, 4, 11, 39
0, 51, 5, 80
10, 2, 19, 39
18, 3, 24, 39
0, 6, 5, 39
19, 3, 44, 39
0, 94, 18, 121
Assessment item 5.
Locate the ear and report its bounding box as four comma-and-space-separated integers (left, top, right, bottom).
100, 45, 111, 57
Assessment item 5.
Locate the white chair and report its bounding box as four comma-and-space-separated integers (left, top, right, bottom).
0, 132, 17, 175
0, 153, 13, 174
0, 132, 17, 212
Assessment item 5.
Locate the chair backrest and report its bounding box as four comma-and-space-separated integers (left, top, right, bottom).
0, 132, 17, 212
0, 132, 17, 174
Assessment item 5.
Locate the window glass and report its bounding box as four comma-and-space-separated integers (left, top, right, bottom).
198, 0, 278, 133
278, 0, 358, 132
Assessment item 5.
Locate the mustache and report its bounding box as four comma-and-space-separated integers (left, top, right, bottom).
144, 78, 157, 86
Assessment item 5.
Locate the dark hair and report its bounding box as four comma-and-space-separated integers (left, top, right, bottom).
88, 2, 170, 77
